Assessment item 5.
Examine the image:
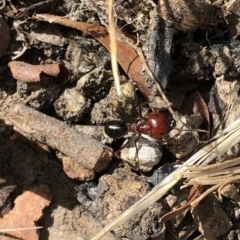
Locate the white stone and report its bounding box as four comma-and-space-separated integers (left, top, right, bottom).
120, 135, 162, 172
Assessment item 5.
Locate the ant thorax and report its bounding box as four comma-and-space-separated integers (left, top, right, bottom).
135, 121, 151, 135
132, 111, 172, 139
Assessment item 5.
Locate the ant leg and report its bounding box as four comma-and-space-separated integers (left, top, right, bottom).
114, 134, 137, 158
133, 134, 141, 170
114, 134, 142, 170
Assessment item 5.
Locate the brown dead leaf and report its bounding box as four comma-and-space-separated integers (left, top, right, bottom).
179, 91, 210, 140
0, 185, 52, 240
8, 61, 71, 83
33, 14, 153, 99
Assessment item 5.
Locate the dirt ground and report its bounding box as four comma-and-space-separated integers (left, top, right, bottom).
0, 0, 240, 240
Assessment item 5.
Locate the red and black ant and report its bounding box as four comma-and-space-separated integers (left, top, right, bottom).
104, 104, 173, 157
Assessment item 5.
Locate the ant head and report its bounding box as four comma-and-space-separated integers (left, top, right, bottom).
104, 120, 128, 139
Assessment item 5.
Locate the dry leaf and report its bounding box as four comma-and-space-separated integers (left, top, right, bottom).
33, 14, 153, 98
179, 91, 211, 140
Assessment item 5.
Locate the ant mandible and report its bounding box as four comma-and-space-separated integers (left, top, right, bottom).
104, 103, 172, 156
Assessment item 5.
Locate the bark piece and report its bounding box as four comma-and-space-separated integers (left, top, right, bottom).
179, 91, 210, 140
166, 113, 203, 158
29, 27, 66, 47
6, 104, 113, 173
8, 61, 70, 83
0, 178, 16, 215
220, 184, 240, 205
0, 185, 52, 240
143, 14, 174, 88
224, 0, 240, 37
158, 0, 221, 31
191, 193, 232, 239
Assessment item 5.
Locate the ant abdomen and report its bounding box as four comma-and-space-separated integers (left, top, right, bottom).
104, 120, 128, 139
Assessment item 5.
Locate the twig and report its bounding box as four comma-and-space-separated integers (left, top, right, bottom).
6, 104, 113, 172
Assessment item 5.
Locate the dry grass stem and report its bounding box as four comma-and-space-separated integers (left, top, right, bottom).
108, 0, 121, 97
183, 157, 240, 172
190, 183, 222, 208
0, 227, 42, 232
181, 158, 240, 193
190, 175, 240, 208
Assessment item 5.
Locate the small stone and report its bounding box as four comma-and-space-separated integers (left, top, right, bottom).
61, 156, 95, 181
120, 135, 162, 172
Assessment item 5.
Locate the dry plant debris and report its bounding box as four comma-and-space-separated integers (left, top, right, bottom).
33, 13, 154, 99
92, 117, 240, 239
0, 0, 239, 239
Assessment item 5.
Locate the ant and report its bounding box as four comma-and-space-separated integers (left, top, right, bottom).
104, 103, 173, 157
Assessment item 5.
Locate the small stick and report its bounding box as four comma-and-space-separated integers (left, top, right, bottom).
6, 104, 113, 172
160, 185, 204, 222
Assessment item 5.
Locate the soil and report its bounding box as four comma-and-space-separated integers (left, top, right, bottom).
0, 0, 240, 240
